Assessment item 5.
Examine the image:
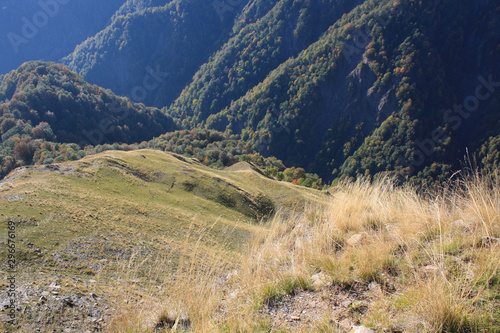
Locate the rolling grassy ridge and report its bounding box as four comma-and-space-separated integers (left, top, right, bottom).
0, 149, 326, 331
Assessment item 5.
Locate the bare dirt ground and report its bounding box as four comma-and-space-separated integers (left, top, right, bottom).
260, 281, 385, 332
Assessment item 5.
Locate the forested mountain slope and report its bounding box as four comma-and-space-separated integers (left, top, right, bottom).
0, 61, 177, 178
174, 0, 500, 183
63, 0, 248, 107
60, 0, 500, 184
168, 0, 363, 123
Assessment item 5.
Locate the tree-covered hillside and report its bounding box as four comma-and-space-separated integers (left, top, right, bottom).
63, 0, 248, 108
0, 61, 177, 178
168, 0, 362, 123
169, 0, 500, 184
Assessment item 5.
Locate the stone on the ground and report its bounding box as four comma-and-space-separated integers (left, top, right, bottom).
311, 272, 330, 289
347, 233, 365, 246
368, 281, 383, 296
452, 219, 472, 232
419, 264, 440, 276
349, 326, 375, 333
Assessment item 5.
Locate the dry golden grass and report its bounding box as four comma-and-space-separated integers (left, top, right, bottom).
104, 220, 237, 333
114, 170, 500, 332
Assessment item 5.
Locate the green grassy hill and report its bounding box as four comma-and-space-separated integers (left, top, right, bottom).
0, 149, 326, 331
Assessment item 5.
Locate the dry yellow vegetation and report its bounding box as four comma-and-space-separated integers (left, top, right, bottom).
113, 171, 499, 332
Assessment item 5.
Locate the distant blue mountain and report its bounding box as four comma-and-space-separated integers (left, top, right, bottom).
0, 0, 125, 74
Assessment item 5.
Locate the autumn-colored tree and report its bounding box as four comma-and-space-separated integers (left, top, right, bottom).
32, 127, 44, 139
13, 142, 32, 163
40, 142, 53, 151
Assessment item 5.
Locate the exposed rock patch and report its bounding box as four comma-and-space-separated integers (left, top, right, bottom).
261, 283, 375, 331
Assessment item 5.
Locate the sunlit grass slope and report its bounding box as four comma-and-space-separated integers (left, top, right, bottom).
1, 151, 498, 332
130, 171, 499, 332
0, 149, 326, 332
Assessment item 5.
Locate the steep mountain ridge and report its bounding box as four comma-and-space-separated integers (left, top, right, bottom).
63, 0, 251, 107
190, 0, 500, 183
168, 0, 363, 123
